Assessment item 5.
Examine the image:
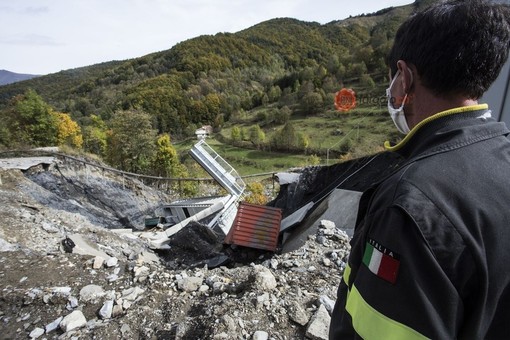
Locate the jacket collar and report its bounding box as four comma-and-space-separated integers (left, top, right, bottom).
383, 104, 509, 159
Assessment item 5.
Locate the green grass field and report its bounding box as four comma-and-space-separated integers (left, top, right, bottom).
176, 103, 401, 178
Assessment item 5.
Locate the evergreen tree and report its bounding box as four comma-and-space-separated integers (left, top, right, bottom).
249, 125, 265, 149
231, 126, 241, 144
83, 115, 108, 156
152, 134, 179, 177
106, 110, 157, 173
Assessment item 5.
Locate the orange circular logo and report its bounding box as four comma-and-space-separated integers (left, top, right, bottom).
335, 88, 356, 112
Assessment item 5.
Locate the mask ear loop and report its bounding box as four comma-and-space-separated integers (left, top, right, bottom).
399, 68, 414, 108
402, 68, 414, 105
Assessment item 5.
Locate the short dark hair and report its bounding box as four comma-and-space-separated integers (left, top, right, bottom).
387, 0, 510, 99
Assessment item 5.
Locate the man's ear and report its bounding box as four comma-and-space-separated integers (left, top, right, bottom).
397, 60, 414, 93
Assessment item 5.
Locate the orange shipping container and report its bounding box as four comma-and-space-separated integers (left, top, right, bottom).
224, 202, 282, 252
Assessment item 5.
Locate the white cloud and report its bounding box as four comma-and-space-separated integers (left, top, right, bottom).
0, 33, 63, 46
22, 6, 49, 15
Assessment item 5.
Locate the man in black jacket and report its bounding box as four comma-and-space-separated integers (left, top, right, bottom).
329, 1, 510, 339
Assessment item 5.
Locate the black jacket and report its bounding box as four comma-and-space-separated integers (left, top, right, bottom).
330, 105, 510, 339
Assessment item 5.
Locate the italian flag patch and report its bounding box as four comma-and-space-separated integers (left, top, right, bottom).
362, 238, 400, 284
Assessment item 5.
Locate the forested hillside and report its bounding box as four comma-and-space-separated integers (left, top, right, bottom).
0, 0, 437, 178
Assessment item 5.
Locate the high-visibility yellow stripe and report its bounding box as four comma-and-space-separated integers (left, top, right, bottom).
384, 104, 489, 152
346, 284, 430, 340
343, 264, 351, 285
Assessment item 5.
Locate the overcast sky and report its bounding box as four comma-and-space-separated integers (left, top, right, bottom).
0, 0, 412, 75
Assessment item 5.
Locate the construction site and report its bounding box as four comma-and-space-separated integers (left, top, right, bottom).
0, 131, 402, 340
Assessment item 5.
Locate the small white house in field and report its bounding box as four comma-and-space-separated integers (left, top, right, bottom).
195, 125, 213, 139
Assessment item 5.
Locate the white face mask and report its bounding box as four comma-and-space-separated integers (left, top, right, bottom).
386, 70, 412, 134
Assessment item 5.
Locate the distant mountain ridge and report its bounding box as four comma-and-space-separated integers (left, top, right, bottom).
0, 0, 438, 141
0, 70, 40, 86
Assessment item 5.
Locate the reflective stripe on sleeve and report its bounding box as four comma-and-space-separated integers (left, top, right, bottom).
343, 264, 351, 286
346, 284, 430, 340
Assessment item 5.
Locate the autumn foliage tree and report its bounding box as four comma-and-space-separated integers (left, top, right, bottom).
53, 112, 83, 149
244, 182, 269, 205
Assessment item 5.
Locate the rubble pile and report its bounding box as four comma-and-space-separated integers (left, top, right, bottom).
0, 156, 350, 339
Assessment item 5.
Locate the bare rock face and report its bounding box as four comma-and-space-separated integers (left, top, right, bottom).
22, 156, 172, 230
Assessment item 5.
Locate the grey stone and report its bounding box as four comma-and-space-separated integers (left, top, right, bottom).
120, 323, 131, 336
107, 274, 119, 282
29, 327, 44, 338
305, 305, 330, 340
330, 252, 338, 261
105, 257, 118, 267
212, 281, 225, 294
320, 220, 335, 230
122, 286, 145, 301
92, 256, 105, 269
86, 318, 103, 329
138, 251, 160, 264
41, 221, 59, 233
67, 296, 78, 309
287, 301, 310, 326
79, 284, 104, 302
221, 315, 236, 333
59, 310, 87, 332
269, 259, 278, 270
134, 265, 150, 282
316, 235, 327, 245
318, 295, 336, 315
252, 330, 269, 340
256, 292, 270, 308
67, 234, 110, 259
52, 286, 72, 296
112, 304, 123, 317
321, 228, 335, 236
177, 277, 203, 292
99, 300, 114, 319
253, 265, 277, 291
0, 238, 18, 252
45, 316, 63, 333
